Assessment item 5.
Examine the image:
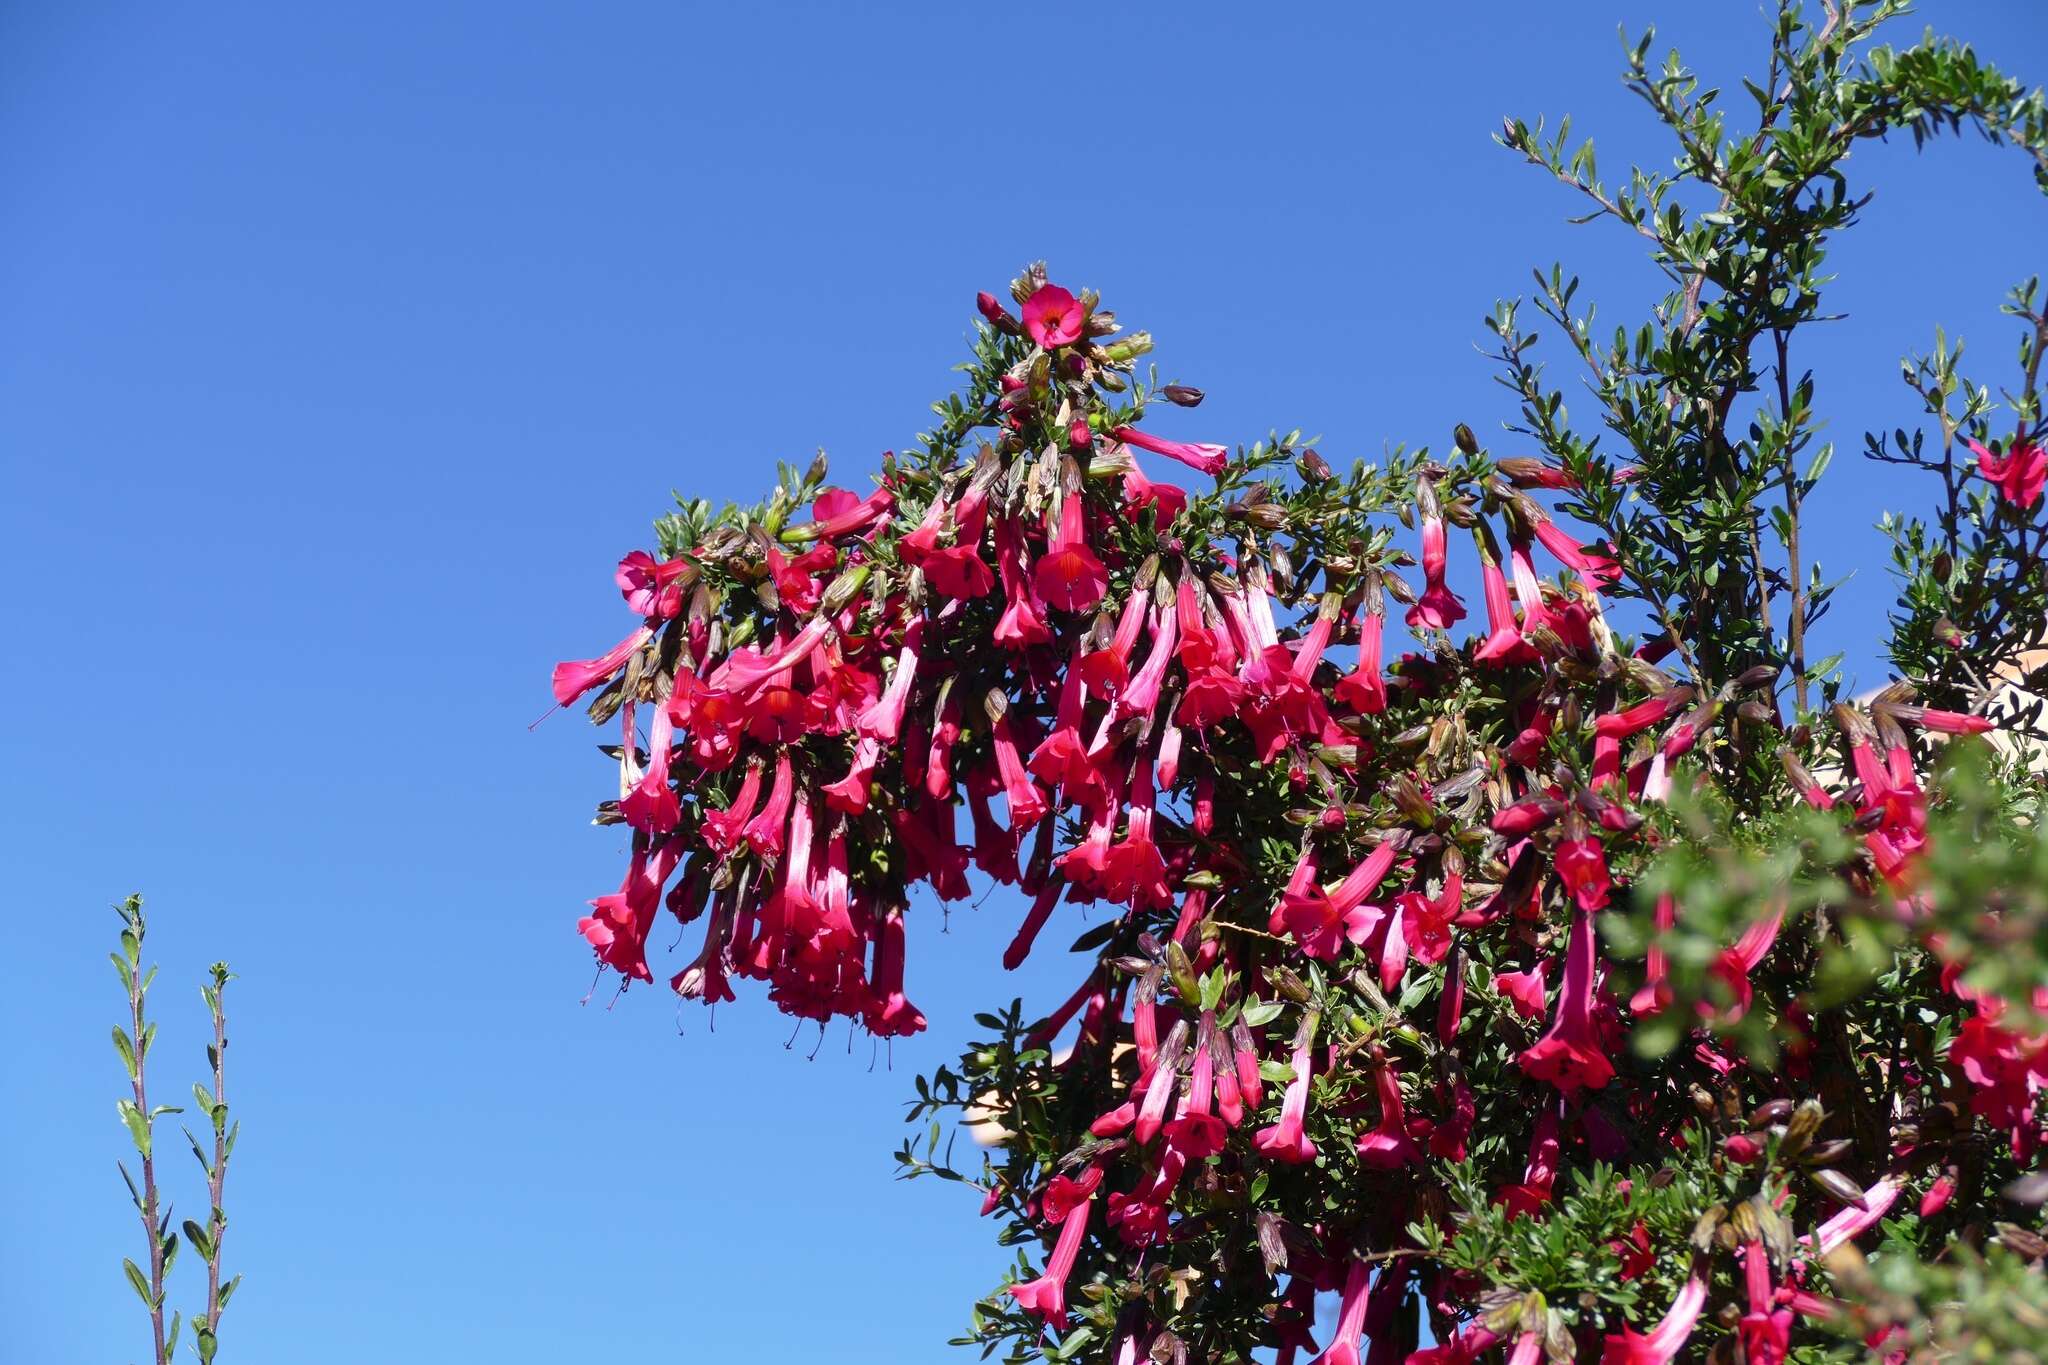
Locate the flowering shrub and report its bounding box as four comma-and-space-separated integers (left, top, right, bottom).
553, 4, 2048, 1360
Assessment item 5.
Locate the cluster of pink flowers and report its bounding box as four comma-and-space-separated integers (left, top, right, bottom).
556, 276, 2024, 1362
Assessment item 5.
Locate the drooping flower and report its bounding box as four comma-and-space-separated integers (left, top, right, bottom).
1473, 535, 1538, 666
1704, 905, 1783, 1022
1530, 512, 1621, 587
1554, 835, 1612, 912
1520, 906, 1617, 1091
1252, 1013, 1320, 1164
1307, 1258, 1372, 1365
1033, 493, 1108, 613
551, 625, 654, 706
1495, 960, 1550, 1019
1405, 484, 1466, 631
1109, 424, 1229, 477
1353, 1062, 1421, 1169
1021, 283, 1087, 349
1969, 435, 2047, 509
618, 699, 681, 833
1005, 1165, 1102, 1326
1600, 1275, 1708, 1365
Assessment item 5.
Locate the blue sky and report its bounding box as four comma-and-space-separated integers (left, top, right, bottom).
2, 3, 2043, 1362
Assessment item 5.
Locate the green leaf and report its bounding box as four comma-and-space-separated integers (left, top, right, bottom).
117, 1099, 151, 1157
1241, 998, 1285, 1028
113, 1026, 138, 1077
123, 1257, 154, 1306
182, 1219, 214, 1262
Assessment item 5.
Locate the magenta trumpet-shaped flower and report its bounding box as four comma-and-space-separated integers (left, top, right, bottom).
863, 904, 925, 1038
1496, 960, 1549, 1019
618, 699, 681, 833
857, 619, 924, 744
1005, 1165, 1101, 1327
1354, 1062, 1421, 1169
1969, 435, 2048, 509
551, 625, 654, 706
1405, 504, 1467, 631
1629, 893, 1678, 1015
1554, 835, 1612, 911
1271, 839, 1399, 961
1109, 424, 1228, 477
1473, 541, 1538, 667
1600, 1275, 1707, 1365
1531, 513, 1620, 587
1519, 906, 1616, 1092
1253, 1013, 1320, 1164
1705, 905, 1782, 1021
1033, 493, 1108, 614
1335, 602, 1388, 714
1117, 597, 1181, 721
1307, 1258, 1372, 1365
1021, 283, 1087, 349
615, 550, 691, 619
991, 515, 1053, 649
1595, 686, 1695, 739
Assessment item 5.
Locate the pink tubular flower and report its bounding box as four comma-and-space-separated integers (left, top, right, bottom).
1554, 836, 1612, 911
1405, 498, 1467, 632
1705, 905, 1783, 1022
1354, 1063, 1421, 1169
1804, 1175, 1901, 1256
1033, 494, 1109, 613
1335, 602, 1388, 714
1495, 960, 1549, 1019
863, 904, 925, 1038
615, 550, 691, 619
857, 620, 924, 744
1117, 597, 1181, 720
1473, 540, 1538, 666
551, 625, 653, 706
1600, 1275, 1707, 1365
992, 515, 1053, 649
1021, 283, 1087, 349
1005, 1165, 1101, 1327
1253, 1013, 1320, 1164
1272, 840, 1399, 960
1969, 436, 2047, 509
1121, 458, 1188, 525
1629, 894, 1678, 1015
1308, 1258, 1372, 1365
989, 704, 1049, 830
1595, 687, 1695, 739
799, 486, 895, 542
1519, 906, 1617, 1092
1531, 513, 1620, 588
1109, 424, 1229, 477
618, 699, 681, 833
1906, 706, 1995, 735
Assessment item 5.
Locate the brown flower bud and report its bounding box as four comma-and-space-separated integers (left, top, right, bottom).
1780, 1098, 1825, 1158
1809, 1168, 1870, 1210
1453, 423, 1480, 455
1161, 384, 1205, 407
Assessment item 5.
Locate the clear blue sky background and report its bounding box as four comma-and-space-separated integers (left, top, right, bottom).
3, 4, 2043, 1362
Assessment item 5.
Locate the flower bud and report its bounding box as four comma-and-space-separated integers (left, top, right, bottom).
1810, 1168, 1870, 1210
1453, 423, 1480, 455
1780, 1098, 1825, 1158
976, 291, 1021, 335
1161, 384, 1205, 407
